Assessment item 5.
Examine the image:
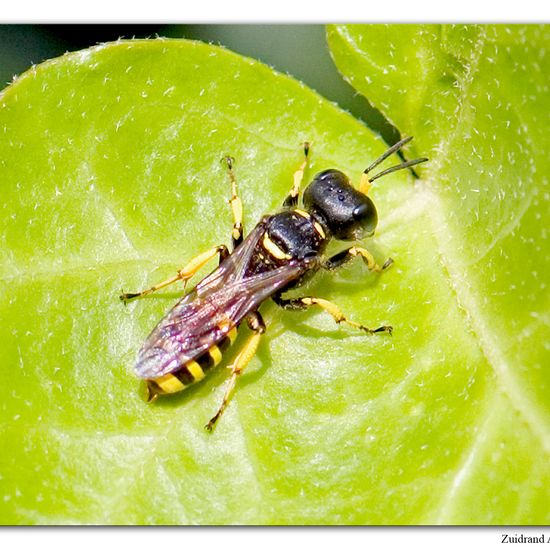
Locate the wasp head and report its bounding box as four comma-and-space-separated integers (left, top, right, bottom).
303, 169, 378, 241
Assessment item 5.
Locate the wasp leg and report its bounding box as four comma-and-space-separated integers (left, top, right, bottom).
273, 293, 392, 335
205, 311, 266, 432
223, 155, 244, 249
323, 246, 393, 273
120, 245, 229, 303
283, 142, 310, 208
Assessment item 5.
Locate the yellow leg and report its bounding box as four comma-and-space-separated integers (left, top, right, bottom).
296, 296, 392, 335
120, 245, 228, 303
223, 156, 244, 248
348, 246, 394, 272
283, 142, 310, 207
323, 246, 393, 273
205, 312, 265, 432
273, 290, 391, 334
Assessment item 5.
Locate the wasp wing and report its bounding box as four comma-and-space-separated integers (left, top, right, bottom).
134, 223, 304, 379
134, 263, 303, 379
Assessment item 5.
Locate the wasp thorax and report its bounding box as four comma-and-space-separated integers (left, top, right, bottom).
303, 169, 378, 241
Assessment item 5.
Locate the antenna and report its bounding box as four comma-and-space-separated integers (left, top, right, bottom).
368, 157, 429, 183
360, 137, 428, 194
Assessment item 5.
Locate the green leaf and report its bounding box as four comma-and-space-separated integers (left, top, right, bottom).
0, 30, 548, 525
327, 24, 550, 522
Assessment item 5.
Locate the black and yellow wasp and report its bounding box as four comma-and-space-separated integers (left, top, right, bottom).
121, 137, 427, 431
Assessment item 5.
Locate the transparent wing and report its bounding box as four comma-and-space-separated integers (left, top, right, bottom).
134, 222, 305, 379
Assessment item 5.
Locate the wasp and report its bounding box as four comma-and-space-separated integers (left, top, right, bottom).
120, 137, 428, 431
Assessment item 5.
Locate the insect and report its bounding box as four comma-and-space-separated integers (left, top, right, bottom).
120, 137, 428, 431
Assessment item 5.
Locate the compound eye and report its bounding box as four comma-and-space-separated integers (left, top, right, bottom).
352, 203, 369, 221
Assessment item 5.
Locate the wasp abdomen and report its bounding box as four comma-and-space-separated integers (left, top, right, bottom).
146, 327, 238, 400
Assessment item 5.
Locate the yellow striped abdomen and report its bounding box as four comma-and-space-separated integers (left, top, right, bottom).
146, 327, 238, 400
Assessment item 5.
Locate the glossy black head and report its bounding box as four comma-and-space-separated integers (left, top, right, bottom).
303, 169, 378, 241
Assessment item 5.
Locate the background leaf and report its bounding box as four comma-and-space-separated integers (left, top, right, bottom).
327, 24, 550, 522
0, 29, 548, 525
